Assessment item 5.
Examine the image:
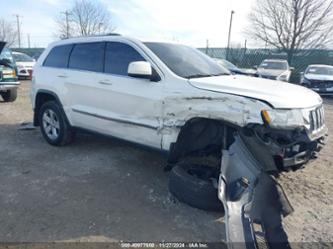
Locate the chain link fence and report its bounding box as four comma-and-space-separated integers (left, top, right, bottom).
11, 48, 44, 60
11, 47, 333, 84
200, 47, 333, 83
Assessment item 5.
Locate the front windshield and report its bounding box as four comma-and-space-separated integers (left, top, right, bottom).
144, 42, 230, 78
259, 61, 288, 70
306, 66, 333, 76
13, 53, 34, 62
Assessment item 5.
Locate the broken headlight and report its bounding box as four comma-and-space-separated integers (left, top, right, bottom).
261, 109, 304, 129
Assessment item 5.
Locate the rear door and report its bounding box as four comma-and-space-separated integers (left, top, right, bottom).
67, 41, 163, 149
64, 41, 105, 127
33, 44, 73, 108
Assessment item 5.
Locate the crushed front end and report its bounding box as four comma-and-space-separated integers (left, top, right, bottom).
247, 104, 327, 173
218, 104, 327, 249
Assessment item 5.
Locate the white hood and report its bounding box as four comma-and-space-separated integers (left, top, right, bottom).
16, 61, 35, 68
189, 75, 322, 109
304, 73, 333, 81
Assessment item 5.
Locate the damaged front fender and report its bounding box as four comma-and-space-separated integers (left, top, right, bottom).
219, 136, 294, 249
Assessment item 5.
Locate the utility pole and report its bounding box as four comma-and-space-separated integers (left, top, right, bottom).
226, 10, 235, 60
61, 10, 71, 38
14, 14, 21, 48
205, 39, 209, 55
98, 22, 103, 35
27, 34, 31, 48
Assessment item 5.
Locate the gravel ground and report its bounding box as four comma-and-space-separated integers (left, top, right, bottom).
0, 81, 224, 243
0, 81, 332, 244
280, 96, 333, 244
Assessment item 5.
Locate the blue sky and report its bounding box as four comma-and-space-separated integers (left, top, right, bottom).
0, 0, 256, 48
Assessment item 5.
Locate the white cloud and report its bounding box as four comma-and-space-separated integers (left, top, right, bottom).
1, 0, 256, 48
107, 0, 255, 47
38, 0, 68, 6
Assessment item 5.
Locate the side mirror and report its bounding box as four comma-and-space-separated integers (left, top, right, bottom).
128, 61, 152, 80
253, 65, 258, 70
290, 67, 295, 71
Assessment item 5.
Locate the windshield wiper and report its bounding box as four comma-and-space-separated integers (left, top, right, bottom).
186, 72, 231, 79
213, 72, 230, 76
186, 74, 214, 79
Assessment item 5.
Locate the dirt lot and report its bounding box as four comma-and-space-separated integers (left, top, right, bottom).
0, 81, 332, 243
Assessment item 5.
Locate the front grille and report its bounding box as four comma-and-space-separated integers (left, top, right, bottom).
309, 80, 333, 88
309, 105, 325, 132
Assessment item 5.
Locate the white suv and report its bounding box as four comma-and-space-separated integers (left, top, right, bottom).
31, 34, 327, 170
32, 34, 327, 246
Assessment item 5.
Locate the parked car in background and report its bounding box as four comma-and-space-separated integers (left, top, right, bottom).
300, 64, 333, 95
12, 51, 36, 80
256, 59, 293, 82
0, 42, 20, 102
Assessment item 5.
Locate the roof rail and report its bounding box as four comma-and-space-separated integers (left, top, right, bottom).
105, 33, 121, 36
63, 33, 122, 39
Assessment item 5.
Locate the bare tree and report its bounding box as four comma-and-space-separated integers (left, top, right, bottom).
0, 18, 17, 47
56, 0, 115, 39
248, 0, 333, 63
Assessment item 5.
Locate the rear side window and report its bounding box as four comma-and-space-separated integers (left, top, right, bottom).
105, 42, 145, 76
69, 42, 105, 72
43, 44, 73, 68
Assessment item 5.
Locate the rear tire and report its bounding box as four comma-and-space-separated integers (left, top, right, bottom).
1, 89, 17, 102
38, 101, 74, 146
169, 161, 223, 212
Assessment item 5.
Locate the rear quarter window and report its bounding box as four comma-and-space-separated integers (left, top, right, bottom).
43, 44, 73, 68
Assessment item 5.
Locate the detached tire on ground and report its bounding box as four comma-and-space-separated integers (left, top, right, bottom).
1, 89, 17, 102
169, 161, 223, 212
38, 101, 74, 146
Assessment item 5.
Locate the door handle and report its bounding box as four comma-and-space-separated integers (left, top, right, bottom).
57, 75, 68, 78
98, 80, 113, 85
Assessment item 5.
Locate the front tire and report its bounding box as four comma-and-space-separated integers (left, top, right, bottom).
1, 89, 17, 102
169, 161, 223, 212
38, 101, 74, 146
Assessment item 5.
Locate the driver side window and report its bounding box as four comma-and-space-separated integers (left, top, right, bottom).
104, 42, 145, 76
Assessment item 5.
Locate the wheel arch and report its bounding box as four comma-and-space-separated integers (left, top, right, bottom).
167, 117, 239, 165
33, 90, 63, 126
